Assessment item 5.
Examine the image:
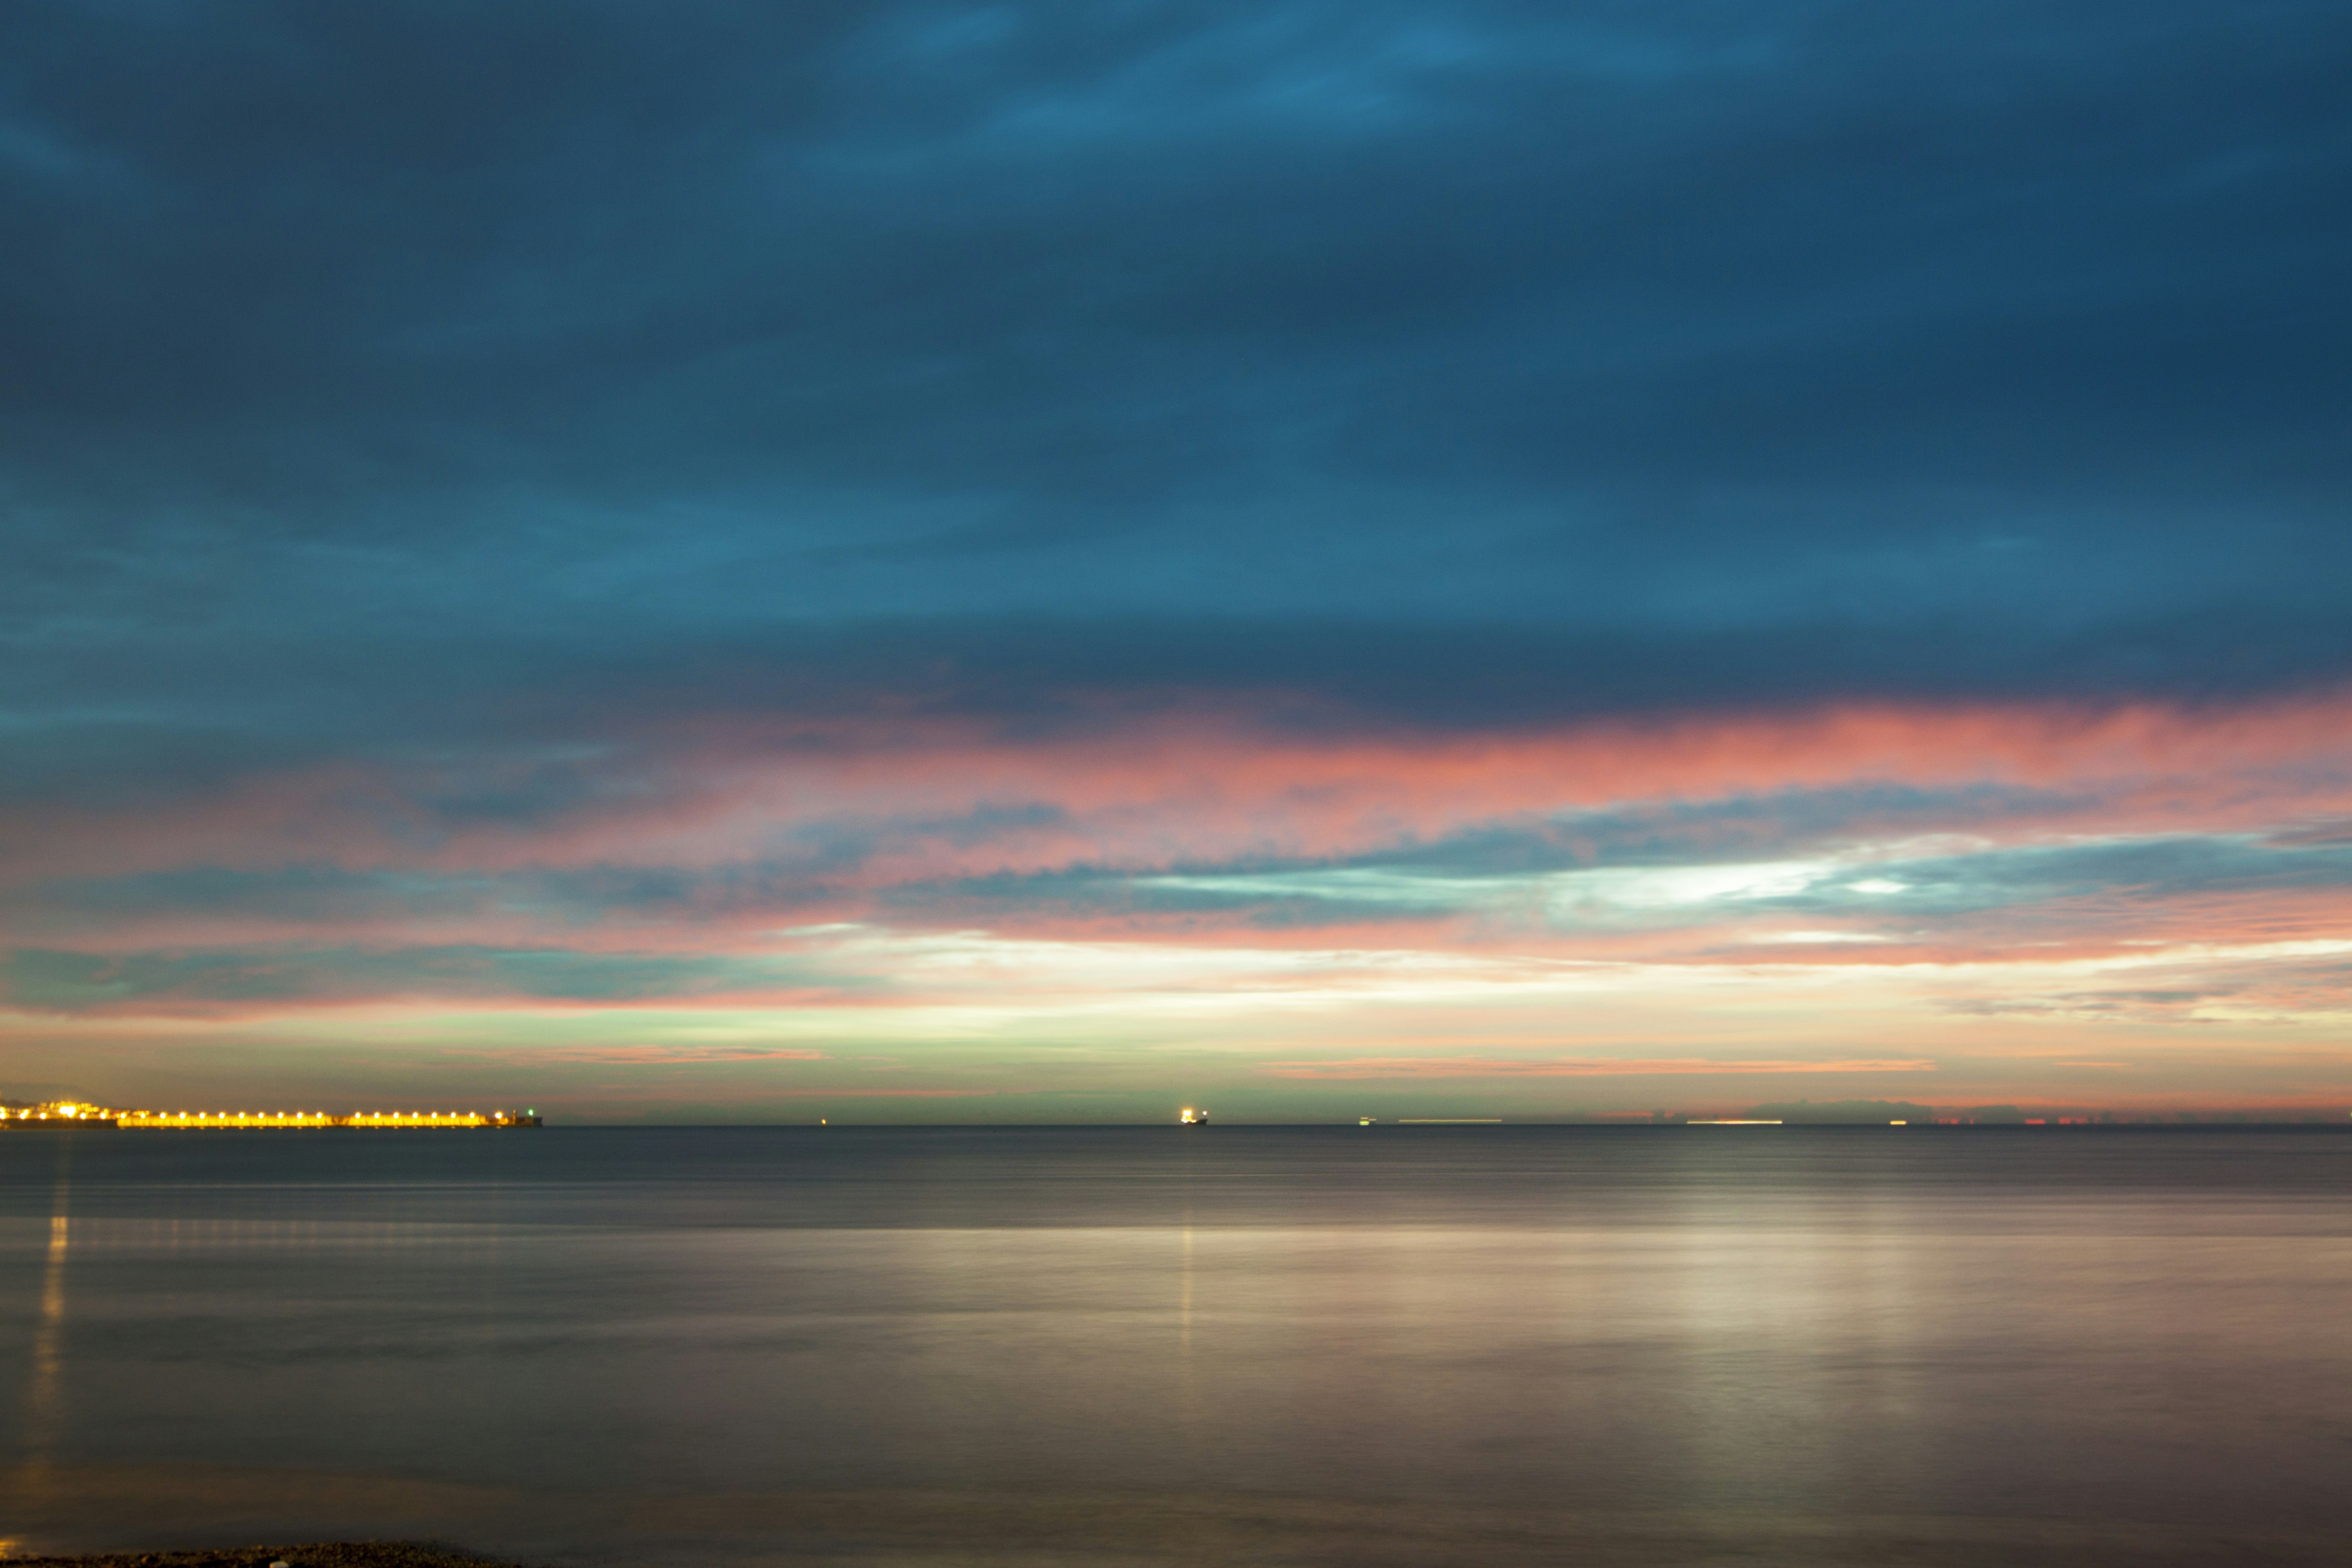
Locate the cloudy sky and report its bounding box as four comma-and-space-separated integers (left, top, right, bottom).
3, 0, 2350, 1120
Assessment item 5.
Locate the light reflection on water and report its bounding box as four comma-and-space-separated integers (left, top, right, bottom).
16, 1145, 70, 1488
3, 1126, 2352, 1565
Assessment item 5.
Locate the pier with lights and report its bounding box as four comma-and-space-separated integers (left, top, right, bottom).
1, 1100, 540, 1129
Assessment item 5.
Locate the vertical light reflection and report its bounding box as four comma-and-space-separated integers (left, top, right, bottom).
1172, 1211, 1206, 1474
1180, 1219, 1195, 1357
17, 1142, 73, 1494
1658, 1172, 1831, 1514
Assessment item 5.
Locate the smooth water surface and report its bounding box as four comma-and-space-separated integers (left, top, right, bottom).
4, 1127, 2351, 1565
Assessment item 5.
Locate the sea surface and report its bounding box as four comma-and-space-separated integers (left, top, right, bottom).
5, 1126, 2352, 1566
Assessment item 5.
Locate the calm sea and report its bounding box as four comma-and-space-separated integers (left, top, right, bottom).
5, 1126, 2352, 1566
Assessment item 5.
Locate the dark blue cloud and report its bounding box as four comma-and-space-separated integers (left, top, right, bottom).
17, 816, 2346, 968
7, 799, 1076, 932
3, 0, 2349, 797
0, 942, 871, 1012
831, 799, 2352, 934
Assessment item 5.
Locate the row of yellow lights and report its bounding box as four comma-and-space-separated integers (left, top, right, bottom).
7, 1101, 528, 1125
122, 1111, 494, 1122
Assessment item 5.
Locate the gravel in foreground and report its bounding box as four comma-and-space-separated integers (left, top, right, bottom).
4, 1546, 524, 1568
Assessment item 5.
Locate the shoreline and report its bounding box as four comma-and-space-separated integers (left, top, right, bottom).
3, 1549, 523, 1568
13, 1514, 2352, 1568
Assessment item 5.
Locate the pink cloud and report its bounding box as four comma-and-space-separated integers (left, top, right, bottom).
1264, 1056, 1939, 1079
7, 692, 2352, 899
3, 689, 2349, 1055
482, 1045, 829, 1065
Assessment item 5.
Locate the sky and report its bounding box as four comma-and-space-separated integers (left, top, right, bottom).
3, 0, 2351, 1122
